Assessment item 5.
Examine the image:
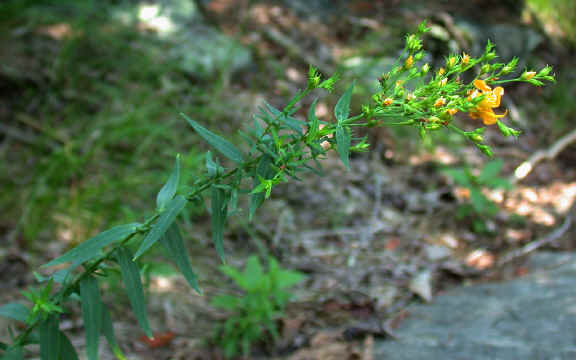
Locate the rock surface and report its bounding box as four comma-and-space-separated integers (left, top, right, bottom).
374, 252, 576, 359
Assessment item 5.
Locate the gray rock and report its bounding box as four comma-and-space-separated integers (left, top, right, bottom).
374, 252, 576, 359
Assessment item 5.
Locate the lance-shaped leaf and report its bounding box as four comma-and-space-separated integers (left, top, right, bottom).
39, 315, 61, 360
1, 346, 24, 360
116, 246, 153, 338
79, 276, 103, 360
264, 102, 304, 134
335, 125, 351, 170
181, 113, 244, 164
133, 195, 187, 260
59, 331, 79, 360
211, 185, 229, 264
42, 223, 141, 268
156, 155, 180, 210
249, 156, 275, 221
102, 306, 127, 360
307, 99, 320, 139
334, 82, 355, 123
0, 303, 29, 322
160, 224, 201, 294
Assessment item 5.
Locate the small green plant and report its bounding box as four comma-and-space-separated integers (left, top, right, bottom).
211, 256, 305, 358
443, 159, 512, 233
0, 21, 555, 360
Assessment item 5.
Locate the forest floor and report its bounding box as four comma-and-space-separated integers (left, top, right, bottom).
1, 0, 576, 359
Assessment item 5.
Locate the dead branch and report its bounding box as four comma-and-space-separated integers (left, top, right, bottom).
512, 127, 576, 183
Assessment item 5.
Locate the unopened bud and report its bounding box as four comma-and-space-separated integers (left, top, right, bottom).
421, 63, 430, 75
522, 71, 537, 80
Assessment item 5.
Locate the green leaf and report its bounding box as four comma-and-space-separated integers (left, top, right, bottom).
205, 151, 223, 177
0, 303, 29, 322
156, 155, 180, 210
39, 315, 61, 360
43, 223, 141, 268
307, 98, 319, 139
0, 347, 23, 360
116, 247, 153, 338
102, 307, 127, 360
334, 82, 355, 123
59, 331, 79, 360
242, 256, 264, 291
442, 168, 472, 187
79, 276, 103, 360
264, 102, 304, 134
211, 295, 240, 310
133, 195, 187, 260
211, 185, 229, 264
160, 224, 202, 294
478, 159, 503, 183
182, 113, 244, 164
249, 156, 275, 221
335, 125, 351, 170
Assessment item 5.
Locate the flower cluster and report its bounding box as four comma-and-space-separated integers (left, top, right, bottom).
363, 22, 555, 156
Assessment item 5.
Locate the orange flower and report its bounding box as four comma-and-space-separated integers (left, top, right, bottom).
434, 97, 446, 107
383, 98, 393, 106
404, 55, 414, 69
468, 79, 507, 125
462, 53, 470, 65
439, 78, 448, 87
447, 108, 458, 116
437, 67, 445, 76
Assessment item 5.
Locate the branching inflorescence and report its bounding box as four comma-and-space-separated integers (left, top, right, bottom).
0, 21, 555, 360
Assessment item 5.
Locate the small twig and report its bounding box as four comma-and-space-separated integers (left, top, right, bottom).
497, 200, 576, 266
512, 127, 576, 183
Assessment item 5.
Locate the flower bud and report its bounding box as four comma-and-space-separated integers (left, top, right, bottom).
461, 53, 470, 66
434, 98, 446, 107
521, 71, 536, 80
404, 55, 414, 69
481, 64, 490, 74
421, 63, 430, 75
538, 65, 552, 76
470, 134, 484, 143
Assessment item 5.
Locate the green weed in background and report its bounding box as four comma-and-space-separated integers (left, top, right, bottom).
527, 0, 576, 44
0, 20, 555, 360
211, 256, 305, 358
443, 159, 513, 233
